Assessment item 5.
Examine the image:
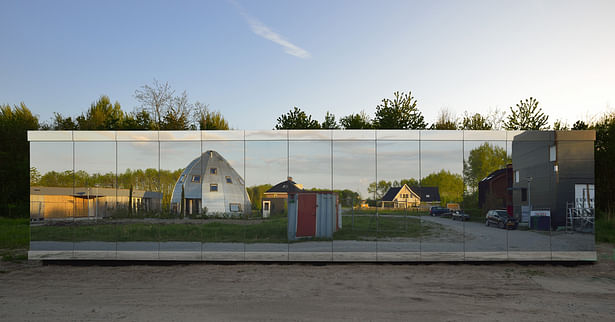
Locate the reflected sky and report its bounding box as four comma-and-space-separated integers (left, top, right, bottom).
30, 142, 72, 174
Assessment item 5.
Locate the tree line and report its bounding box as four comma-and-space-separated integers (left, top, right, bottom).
274, 93, 554, 131
1, 87, 614, 220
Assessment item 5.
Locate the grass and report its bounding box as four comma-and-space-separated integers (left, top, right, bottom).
0, 218, 29, 249
596, 215, 615, 244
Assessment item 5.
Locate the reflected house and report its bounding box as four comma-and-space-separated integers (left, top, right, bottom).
380, 184, 440, 209
30, 186, 162, 220
512, 131, 595, 229
170, 150, 251, 215
478, 164, 513, 214
262, 177, 304, 216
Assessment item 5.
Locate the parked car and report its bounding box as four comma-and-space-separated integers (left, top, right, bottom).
451, 210, 471, 221
430, 206, 450, 217
485, 210, 518, 229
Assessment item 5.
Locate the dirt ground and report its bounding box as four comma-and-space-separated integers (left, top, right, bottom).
1, 245, 615, 321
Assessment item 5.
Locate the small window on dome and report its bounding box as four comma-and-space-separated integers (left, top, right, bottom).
210, 168, 217, 175
225, 176, 232, 184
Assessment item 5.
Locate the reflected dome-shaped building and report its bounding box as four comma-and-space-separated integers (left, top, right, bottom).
170, 150, 251, 215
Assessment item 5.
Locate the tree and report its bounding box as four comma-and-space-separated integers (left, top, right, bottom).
368, 180, 391, 200
134, 79, 175, 129
420, 170, 464, 205
572, 120, 589, 130
50, 112, 77, 130
122, 109, 154, 130
593, 112, 615, 217
373, 91, 427, 129
460, 112, 492, 130
431, 108, 458, 130
340, 111, 372, 129
274, 107, 320, 129
76, 95, 125, 130
463, 143, 511, 192
321, 111, 339, 129
0, 103, 39, 217
504, 97, 549, 130
553, 119, 570, 130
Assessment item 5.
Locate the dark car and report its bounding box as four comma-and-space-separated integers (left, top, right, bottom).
451, 210, 470, 221
485, 210, 518, 229
430, 206, 450, 217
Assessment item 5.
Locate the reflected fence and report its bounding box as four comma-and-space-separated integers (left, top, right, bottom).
28, 130, 596, 261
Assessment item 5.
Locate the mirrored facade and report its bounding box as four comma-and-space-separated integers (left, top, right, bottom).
28, 130, 596, 261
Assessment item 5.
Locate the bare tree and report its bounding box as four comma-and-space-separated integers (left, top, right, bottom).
134, 79, 175, 129
431, 108, 458, 129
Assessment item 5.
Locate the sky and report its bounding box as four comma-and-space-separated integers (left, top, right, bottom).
2, 0, 614, 129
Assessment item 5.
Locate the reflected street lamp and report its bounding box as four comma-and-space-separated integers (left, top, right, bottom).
525, 176, 533, 211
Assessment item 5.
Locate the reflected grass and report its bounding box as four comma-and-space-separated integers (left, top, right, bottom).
0, 218, 29, 249
334, 215, 428, 240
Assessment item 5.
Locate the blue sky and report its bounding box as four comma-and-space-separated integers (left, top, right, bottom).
2, 0, 614, 129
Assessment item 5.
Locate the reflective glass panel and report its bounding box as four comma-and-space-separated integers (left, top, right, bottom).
30, 142, 74, 257
200, 140, 247, 261
289, 140, 333, 261
159, 141, 202, 259
73, 141, 117, 258
508, 132, 552, 260
419, 140, 464, 261
245, 140, 289, 261
376, 140, 421, 261
462, 140, 509, 261
333, 140, 376, 261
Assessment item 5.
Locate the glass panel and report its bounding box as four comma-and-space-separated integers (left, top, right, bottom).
508, 132, 552, 260
420, 130, 463, 141
245, 140, 289, 261
333, 130, 375, 141
550, 139, 596, 260
288, 130, 331, 140
463, 130, 507, 141
200, 140, 247, 261
159, 141, 202, 259
114, 141, 160, 259
376, 140, 421, 261
202, 130, 244, 141
30, 142, 74, 258
245, 130, 287, 141
375, 130, 419, 141
159, 131, 200, 141
332, 140, 376, 261
288, 140, 333, 261
73, 131, 116, 141
28, 130, 72, 141
73, 141, 117, 259
420, 140, 464, 261
116, 131, 158, 141
462, 140, 510, 261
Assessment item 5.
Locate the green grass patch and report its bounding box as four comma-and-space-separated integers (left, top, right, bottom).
596, 216, 615, 244
31, 218, 289, 243
0, 217, 29, 249
334, 215, 427, 240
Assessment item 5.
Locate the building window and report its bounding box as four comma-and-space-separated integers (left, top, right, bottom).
515, 170, 520, 183
225, 176, 232, 184
210, 168, 217, 175
179, 174, 185, 183
191, 175, 200, 183
549, 145, 557, 162
521, 188, 527, 202
210, 184, 218, 192
230, 203, 241, 212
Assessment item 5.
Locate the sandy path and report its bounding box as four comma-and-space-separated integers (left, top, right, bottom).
1, 244, 614, 321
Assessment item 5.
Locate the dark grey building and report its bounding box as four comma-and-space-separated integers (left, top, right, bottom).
512, 131, 595, 228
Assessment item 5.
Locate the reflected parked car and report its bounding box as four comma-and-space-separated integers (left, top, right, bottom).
485, 210, 518, 229
430, 206, 450, 217
451, 210, 470, 221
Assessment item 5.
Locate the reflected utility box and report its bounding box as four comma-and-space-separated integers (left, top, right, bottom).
287, 192, 341, 240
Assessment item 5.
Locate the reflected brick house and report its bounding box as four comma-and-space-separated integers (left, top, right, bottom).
478, 164, 513, 214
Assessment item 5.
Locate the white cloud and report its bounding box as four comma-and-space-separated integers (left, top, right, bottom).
229, 0, 311, 59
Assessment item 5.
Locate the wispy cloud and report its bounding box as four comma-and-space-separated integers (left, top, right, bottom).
229, 0, 311, 59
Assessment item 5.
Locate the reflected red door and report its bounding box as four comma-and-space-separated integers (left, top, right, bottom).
297, 194, 316, 237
